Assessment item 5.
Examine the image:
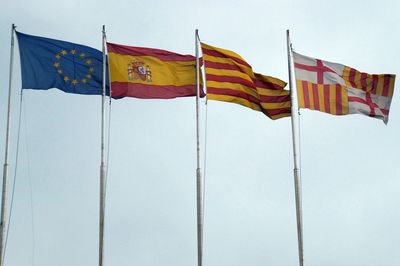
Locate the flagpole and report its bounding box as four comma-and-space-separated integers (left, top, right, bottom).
195, 29, 203, 266
286, 29, 304, 266
99, 25, 107, 266
0, 24, 16, 266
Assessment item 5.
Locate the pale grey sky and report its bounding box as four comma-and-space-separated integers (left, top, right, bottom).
0, 0, 399, 265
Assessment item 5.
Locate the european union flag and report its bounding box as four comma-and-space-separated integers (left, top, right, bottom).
16, 31, 109, 95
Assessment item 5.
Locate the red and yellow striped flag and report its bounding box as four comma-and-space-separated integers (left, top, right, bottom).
107, 42, 204, 99
293, 51, 396, 123
201, 43, 291, 120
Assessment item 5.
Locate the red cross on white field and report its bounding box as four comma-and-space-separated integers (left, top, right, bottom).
348, 91, 389, 117
294, 59, 336, 84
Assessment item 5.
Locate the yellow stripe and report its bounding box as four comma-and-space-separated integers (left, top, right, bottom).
208, 94, 262, 112
317, 84, 325, 113
330, 84, 336, 115
207, 80, 259, 99
261, 101, 291, 109
205, 68, 253, 83
365, 74, 373, 92
257, 87, 290, 97
376, 75, 385, 96
353, 70, 362, 89
342, 66, 351, 87
296, 80, 305, 108
270, 113, 291, 120
201, 42, 247, 63
341, 85, 349, 114
108, 52, 195, 85
255, 73, 287, 89
308, 82, 315, 110
203, 54, 254, 78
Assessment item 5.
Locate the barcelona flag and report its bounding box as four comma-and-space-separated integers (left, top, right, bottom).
16, 31, 109, 95
293, 51, 396, 123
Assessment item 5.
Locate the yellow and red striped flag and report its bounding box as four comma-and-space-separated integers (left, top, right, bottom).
201, 43, 291, 120
293, 51, 396, 123
107, 42, 204, 99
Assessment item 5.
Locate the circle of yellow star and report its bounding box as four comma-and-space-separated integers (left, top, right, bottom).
63, 76, 69, 82
61, 50, 68, 56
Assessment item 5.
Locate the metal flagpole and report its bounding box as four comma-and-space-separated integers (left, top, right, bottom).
195, 29, 203, 266
0, 23, 16, 266
286, 29, 304, 266
99, 25, 107, 266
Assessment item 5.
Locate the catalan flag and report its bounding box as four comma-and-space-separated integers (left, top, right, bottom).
293, 51, 396, 123
201, 43, 291, 120
107, 42, 204, 99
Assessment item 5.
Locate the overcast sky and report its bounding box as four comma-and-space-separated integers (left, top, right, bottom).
0, 0, 399, 265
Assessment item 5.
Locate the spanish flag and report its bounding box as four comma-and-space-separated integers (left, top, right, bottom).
201, 43, 291, 120
107, 42, 203, 99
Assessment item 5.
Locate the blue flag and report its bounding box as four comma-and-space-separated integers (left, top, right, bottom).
16, 31, 109, 95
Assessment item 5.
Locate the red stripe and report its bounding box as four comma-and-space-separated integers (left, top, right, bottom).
107, 42, 195, 62
208, 87, 291, 118
111, 82, 204, 99
253, 73, 286, 90
335, 84, 342, 115
316, 60, 324, 84
348, 96, 366, 103
360, 72, 368, 91
206, 74, 256, 89
302, 81, 310, 108
259, 94, 291, 103
201, 47, 252, 68
204, 60, 243, 72
253, 78, 285, 90
207, 87, 260, 105
371, 75, 379, 94
263, 108, 292, 117
293, 63, 335, 74
366, 93, 375, 116
348, 68, 357, 88
323, 85, 331, 114
382, 75, 391, 96
294, 62, 336, 82
312, 83, 320, 110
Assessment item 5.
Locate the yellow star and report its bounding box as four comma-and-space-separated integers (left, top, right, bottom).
61, 50, 67, 55
81, 78, 87, 84
57, 69, 63, 74
54, 62, 60, 68
80, 53, 86, 58
63, 76, 69, 82
70, 49, 76, 55
55, 54, 61, 59
89, 67, 95, 73
86, 59, 92, 65
72, 79, 79, 85
86, 74, 92, 79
